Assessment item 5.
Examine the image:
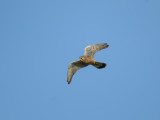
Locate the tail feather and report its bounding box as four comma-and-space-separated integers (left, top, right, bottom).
92, 62, 107, 69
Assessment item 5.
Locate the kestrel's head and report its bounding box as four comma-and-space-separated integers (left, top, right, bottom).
79, 56, 86, 62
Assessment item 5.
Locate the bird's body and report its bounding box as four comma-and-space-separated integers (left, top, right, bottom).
67, 43, 109, 84
79, 56, 96, 64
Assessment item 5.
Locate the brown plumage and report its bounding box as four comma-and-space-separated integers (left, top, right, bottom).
67, 43, 109, 84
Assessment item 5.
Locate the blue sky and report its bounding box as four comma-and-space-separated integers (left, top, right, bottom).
0, 0, 160, 120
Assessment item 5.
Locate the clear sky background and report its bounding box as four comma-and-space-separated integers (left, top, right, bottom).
0, 0, 160, 120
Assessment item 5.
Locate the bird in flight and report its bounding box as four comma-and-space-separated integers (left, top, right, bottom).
67, 43, 109, 84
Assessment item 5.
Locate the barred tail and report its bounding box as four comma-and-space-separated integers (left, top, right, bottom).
92, 62, 107, 69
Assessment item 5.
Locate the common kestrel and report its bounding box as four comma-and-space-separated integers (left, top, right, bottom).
67, 43, 109, 84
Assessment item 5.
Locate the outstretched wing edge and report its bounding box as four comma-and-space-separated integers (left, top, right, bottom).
84, 43, 109, 58
67, 61, 88, 84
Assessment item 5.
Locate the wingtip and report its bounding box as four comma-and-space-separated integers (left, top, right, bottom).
105, 43, 109, 47
67, 80, 71, 84
103, 43, 109, 48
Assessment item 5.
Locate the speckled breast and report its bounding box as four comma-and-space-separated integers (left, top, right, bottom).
84, 56, 95, 64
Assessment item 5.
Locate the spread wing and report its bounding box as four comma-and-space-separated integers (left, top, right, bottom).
84, 43, 109, 59
67, 61, 88, 84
